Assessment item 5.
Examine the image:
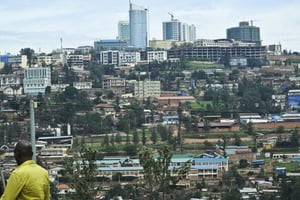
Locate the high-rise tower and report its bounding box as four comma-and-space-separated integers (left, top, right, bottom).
118, 21, 130, 43
226, 21, 261, 45
129, 2, 149, 48
162, 14, 196, 42
163, 19, 182, 41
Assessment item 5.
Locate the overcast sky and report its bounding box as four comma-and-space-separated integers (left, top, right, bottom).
0, 0, 299, 54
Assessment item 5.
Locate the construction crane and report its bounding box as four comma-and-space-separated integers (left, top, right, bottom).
168, 12, 174, 20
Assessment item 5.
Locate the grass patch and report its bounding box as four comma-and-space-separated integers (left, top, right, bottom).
265, 148, 299, 153
185, 61, 222, 69
274, 161, 300, 172
205, 131, 247, 138
190, 101, 212, 110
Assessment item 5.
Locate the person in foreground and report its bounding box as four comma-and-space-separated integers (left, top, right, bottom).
0, 140, 50, 200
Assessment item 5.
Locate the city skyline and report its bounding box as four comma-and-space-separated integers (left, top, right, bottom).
0, 0, 299, 54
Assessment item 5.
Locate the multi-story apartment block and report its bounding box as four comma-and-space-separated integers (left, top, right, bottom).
8, 55, 28, 68
94, 39, 128, 52
99, 51, 119, 66
67, 55, 84, 69
61, 48, 76, 55
119, 51, 140, 66
23, 67, 51, 96
50, 84, 70, 93
168, 43, 267, 61
88, 154, 228, 182
194, 39, 257, 47
99, 51, 141, 66
37, 55, 52, 66
51, 50, 65, 65
146, 51, 168, 63
0, 74, 23, 96
134, 80, 161, 99
149, 40, 185, 50
76, 46, 93, 55
73, 81, 92, 90
102, 75, 126, 96
82, 54, 92, 67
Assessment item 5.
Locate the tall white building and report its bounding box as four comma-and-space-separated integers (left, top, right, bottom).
189, 24, 197, 42
23, 67, 51, 96
129, 2, 149, 48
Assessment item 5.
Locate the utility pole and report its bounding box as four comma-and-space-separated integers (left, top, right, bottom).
30, 99, 36, 162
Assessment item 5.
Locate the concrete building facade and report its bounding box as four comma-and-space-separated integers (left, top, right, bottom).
134, 80, 161, 99
23, 67, 51, 95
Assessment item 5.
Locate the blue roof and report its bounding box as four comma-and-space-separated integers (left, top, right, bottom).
252, 159, 264, 164
171, 158, 192, 163
98, 166, 143, 171
226, 146, 249, 149
97, 160, 123, 165
292, 157, 300, 162
168, 166, 183, 170
98, 39, 123, 43
191, 164, 219, 170
225, 149, 236, 155
193, 157, 228, 162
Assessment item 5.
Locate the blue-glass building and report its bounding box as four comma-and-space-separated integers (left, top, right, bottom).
129, 2, 149, 48
227, 21, 261, 45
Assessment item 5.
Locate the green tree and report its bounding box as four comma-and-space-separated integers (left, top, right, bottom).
233, 133, 242, 146
0, 63, 13, 74
110, 134, 115, 146
106, 90, 115, 99
291, 178, 300, 200
239, 159, 249, 168
290, 129, 299, 147
138, 146, 188, 200
133, 130, 139, 144
115, 132, 122, 144
123, 144, 138, 156
142, 127, 146, 145
150, 129, 157, 144
221, 187, 241, 200
64, 145, 98, 200
103, 134, 109, 146
157, 124, 168, 141
20, 48, 35, 66
246, 122, 254, 135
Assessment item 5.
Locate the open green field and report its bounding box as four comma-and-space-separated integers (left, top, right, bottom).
275, 161, 300, 172
190, 101, 212, 110
185, 61, 222, 69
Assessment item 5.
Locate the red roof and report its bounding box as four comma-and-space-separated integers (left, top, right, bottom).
56, 184, 70, 190
156, 96, 195, 100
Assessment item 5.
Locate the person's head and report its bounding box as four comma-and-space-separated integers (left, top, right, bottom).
14, 140, 33, 165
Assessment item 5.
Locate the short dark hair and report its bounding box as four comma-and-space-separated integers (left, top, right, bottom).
14, 140, 33, 157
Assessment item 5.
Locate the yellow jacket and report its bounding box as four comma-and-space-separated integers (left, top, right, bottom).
1, 160, 50, 200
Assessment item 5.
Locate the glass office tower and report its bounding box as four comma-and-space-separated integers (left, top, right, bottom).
227, 21, 261, 45
129, 2, 149, 48
118, 21, 130, 43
